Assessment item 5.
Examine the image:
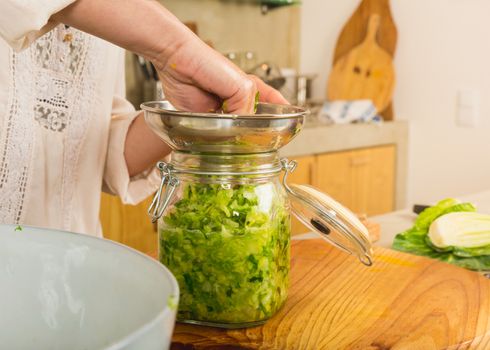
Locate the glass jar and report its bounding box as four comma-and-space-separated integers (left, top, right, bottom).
150, 152, 290, 328
142, 100, 373, 329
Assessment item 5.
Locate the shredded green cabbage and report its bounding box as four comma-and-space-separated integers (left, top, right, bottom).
159, 181, 290, 325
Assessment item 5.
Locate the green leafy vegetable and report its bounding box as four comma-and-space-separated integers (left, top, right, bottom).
413, 198, 459, 231
221, 100, 228, 113
392, 198, 490, 271
452, 245, 490, 258
159, 181, 290, 324
254, 92, 260, 113
166, 295, 178, 311
14, 225, 22, 232
428, 211, 489, 248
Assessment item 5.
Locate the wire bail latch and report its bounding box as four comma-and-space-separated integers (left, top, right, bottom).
148, 161, 180, 223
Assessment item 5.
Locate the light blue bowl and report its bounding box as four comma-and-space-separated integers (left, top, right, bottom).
0, 224, 179, 350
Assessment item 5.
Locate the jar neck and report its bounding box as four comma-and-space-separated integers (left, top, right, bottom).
169, 151, 282, 176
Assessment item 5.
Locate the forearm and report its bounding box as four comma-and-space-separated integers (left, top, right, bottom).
54, 1, 178, 175
124, 112, 172, 177
52, 0, 193, 67
52, 0, 286, 116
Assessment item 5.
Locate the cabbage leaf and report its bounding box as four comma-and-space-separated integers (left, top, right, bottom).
392, 198, 490, 271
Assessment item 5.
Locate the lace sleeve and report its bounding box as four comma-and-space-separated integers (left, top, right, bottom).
0, 0, 76, 51
102, 50, 160, 205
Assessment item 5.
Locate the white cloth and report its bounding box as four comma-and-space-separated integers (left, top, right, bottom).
0, 0, 160, 236
319, 100, 380, 124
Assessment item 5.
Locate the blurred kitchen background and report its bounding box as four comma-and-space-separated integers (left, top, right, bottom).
102, 0, 490, 253
126, 0, 301, 106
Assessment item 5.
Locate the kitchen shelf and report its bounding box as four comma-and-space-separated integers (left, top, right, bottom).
260, 1, 299, 14
260, 0, 299, 6
223, 0, 300, 14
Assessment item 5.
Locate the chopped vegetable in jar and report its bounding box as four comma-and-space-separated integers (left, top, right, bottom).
159, 182, 290, 324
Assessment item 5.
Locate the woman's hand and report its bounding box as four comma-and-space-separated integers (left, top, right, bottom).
155, 35, 288, 114
54, 0, 287, 114
53, 0, 289, 176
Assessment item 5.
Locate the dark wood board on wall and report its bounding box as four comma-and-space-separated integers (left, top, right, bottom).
331, 0, 397, 120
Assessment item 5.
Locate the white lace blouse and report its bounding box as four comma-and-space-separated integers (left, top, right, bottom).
0, 0, 159, 236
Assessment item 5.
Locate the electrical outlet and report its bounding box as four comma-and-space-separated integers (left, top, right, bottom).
457, 89, 479, 128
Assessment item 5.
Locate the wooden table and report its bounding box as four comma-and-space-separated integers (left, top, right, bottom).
170, 239, 490, 350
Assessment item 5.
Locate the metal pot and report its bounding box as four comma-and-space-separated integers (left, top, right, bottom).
279, 70, 317, 106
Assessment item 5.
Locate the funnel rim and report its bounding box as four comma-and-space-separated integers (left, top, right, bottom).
140, 101, 308, 120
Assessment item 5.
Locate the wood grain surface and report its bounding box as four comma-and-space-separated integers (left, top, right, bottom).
330, 0, 397, 120
100, 193, 157, 253
327, 14, 395, 115
171, 239, 490, 350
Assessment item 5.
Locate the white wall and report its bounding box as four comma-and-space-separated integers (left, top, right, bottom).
300, 0, 490, 206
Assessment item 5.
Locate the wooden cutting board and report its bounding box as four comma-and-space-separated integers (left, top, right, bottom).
328, 0, 397, 120
327, 14, 395, 116
333, 0, 397, 63
171, 239, 490, 349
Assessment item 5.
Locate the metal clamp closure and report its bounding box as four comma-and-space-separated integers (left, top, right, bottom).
280, 158, 297, 191
148, 161, 180, 223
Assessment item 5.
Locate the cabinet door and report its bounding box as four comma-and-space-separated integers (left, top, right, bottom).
100, 193, 157, 254
365, 145, 396, 215
315, 145, 395, 216
285, 155, 316, 235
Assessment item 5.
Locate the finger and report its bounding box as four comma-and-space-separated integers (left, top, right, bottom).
250, 75, 289, 105
164, 85, 221, 113
222, 76, 257, 114
161, 75, 221, 112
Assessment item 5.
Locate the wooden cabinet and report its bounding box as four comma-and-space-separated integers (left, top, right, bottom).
288, 145, 396, 235
285, 155, 315, 236
315, 145, 395, 216
100, 145, 396, 247
100, 194, 157, 254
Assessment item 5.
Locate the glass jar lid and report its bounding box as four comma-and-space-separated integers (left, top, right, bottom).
286, 183, 373, 266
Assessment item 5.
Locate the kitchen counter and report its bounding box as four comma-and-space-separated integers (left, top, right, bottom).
280, 119, 409, 209
281, 119, 408, 158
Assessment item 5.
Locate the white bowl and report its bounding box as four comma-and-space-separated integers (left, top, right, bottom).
0, 224, 179, 350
